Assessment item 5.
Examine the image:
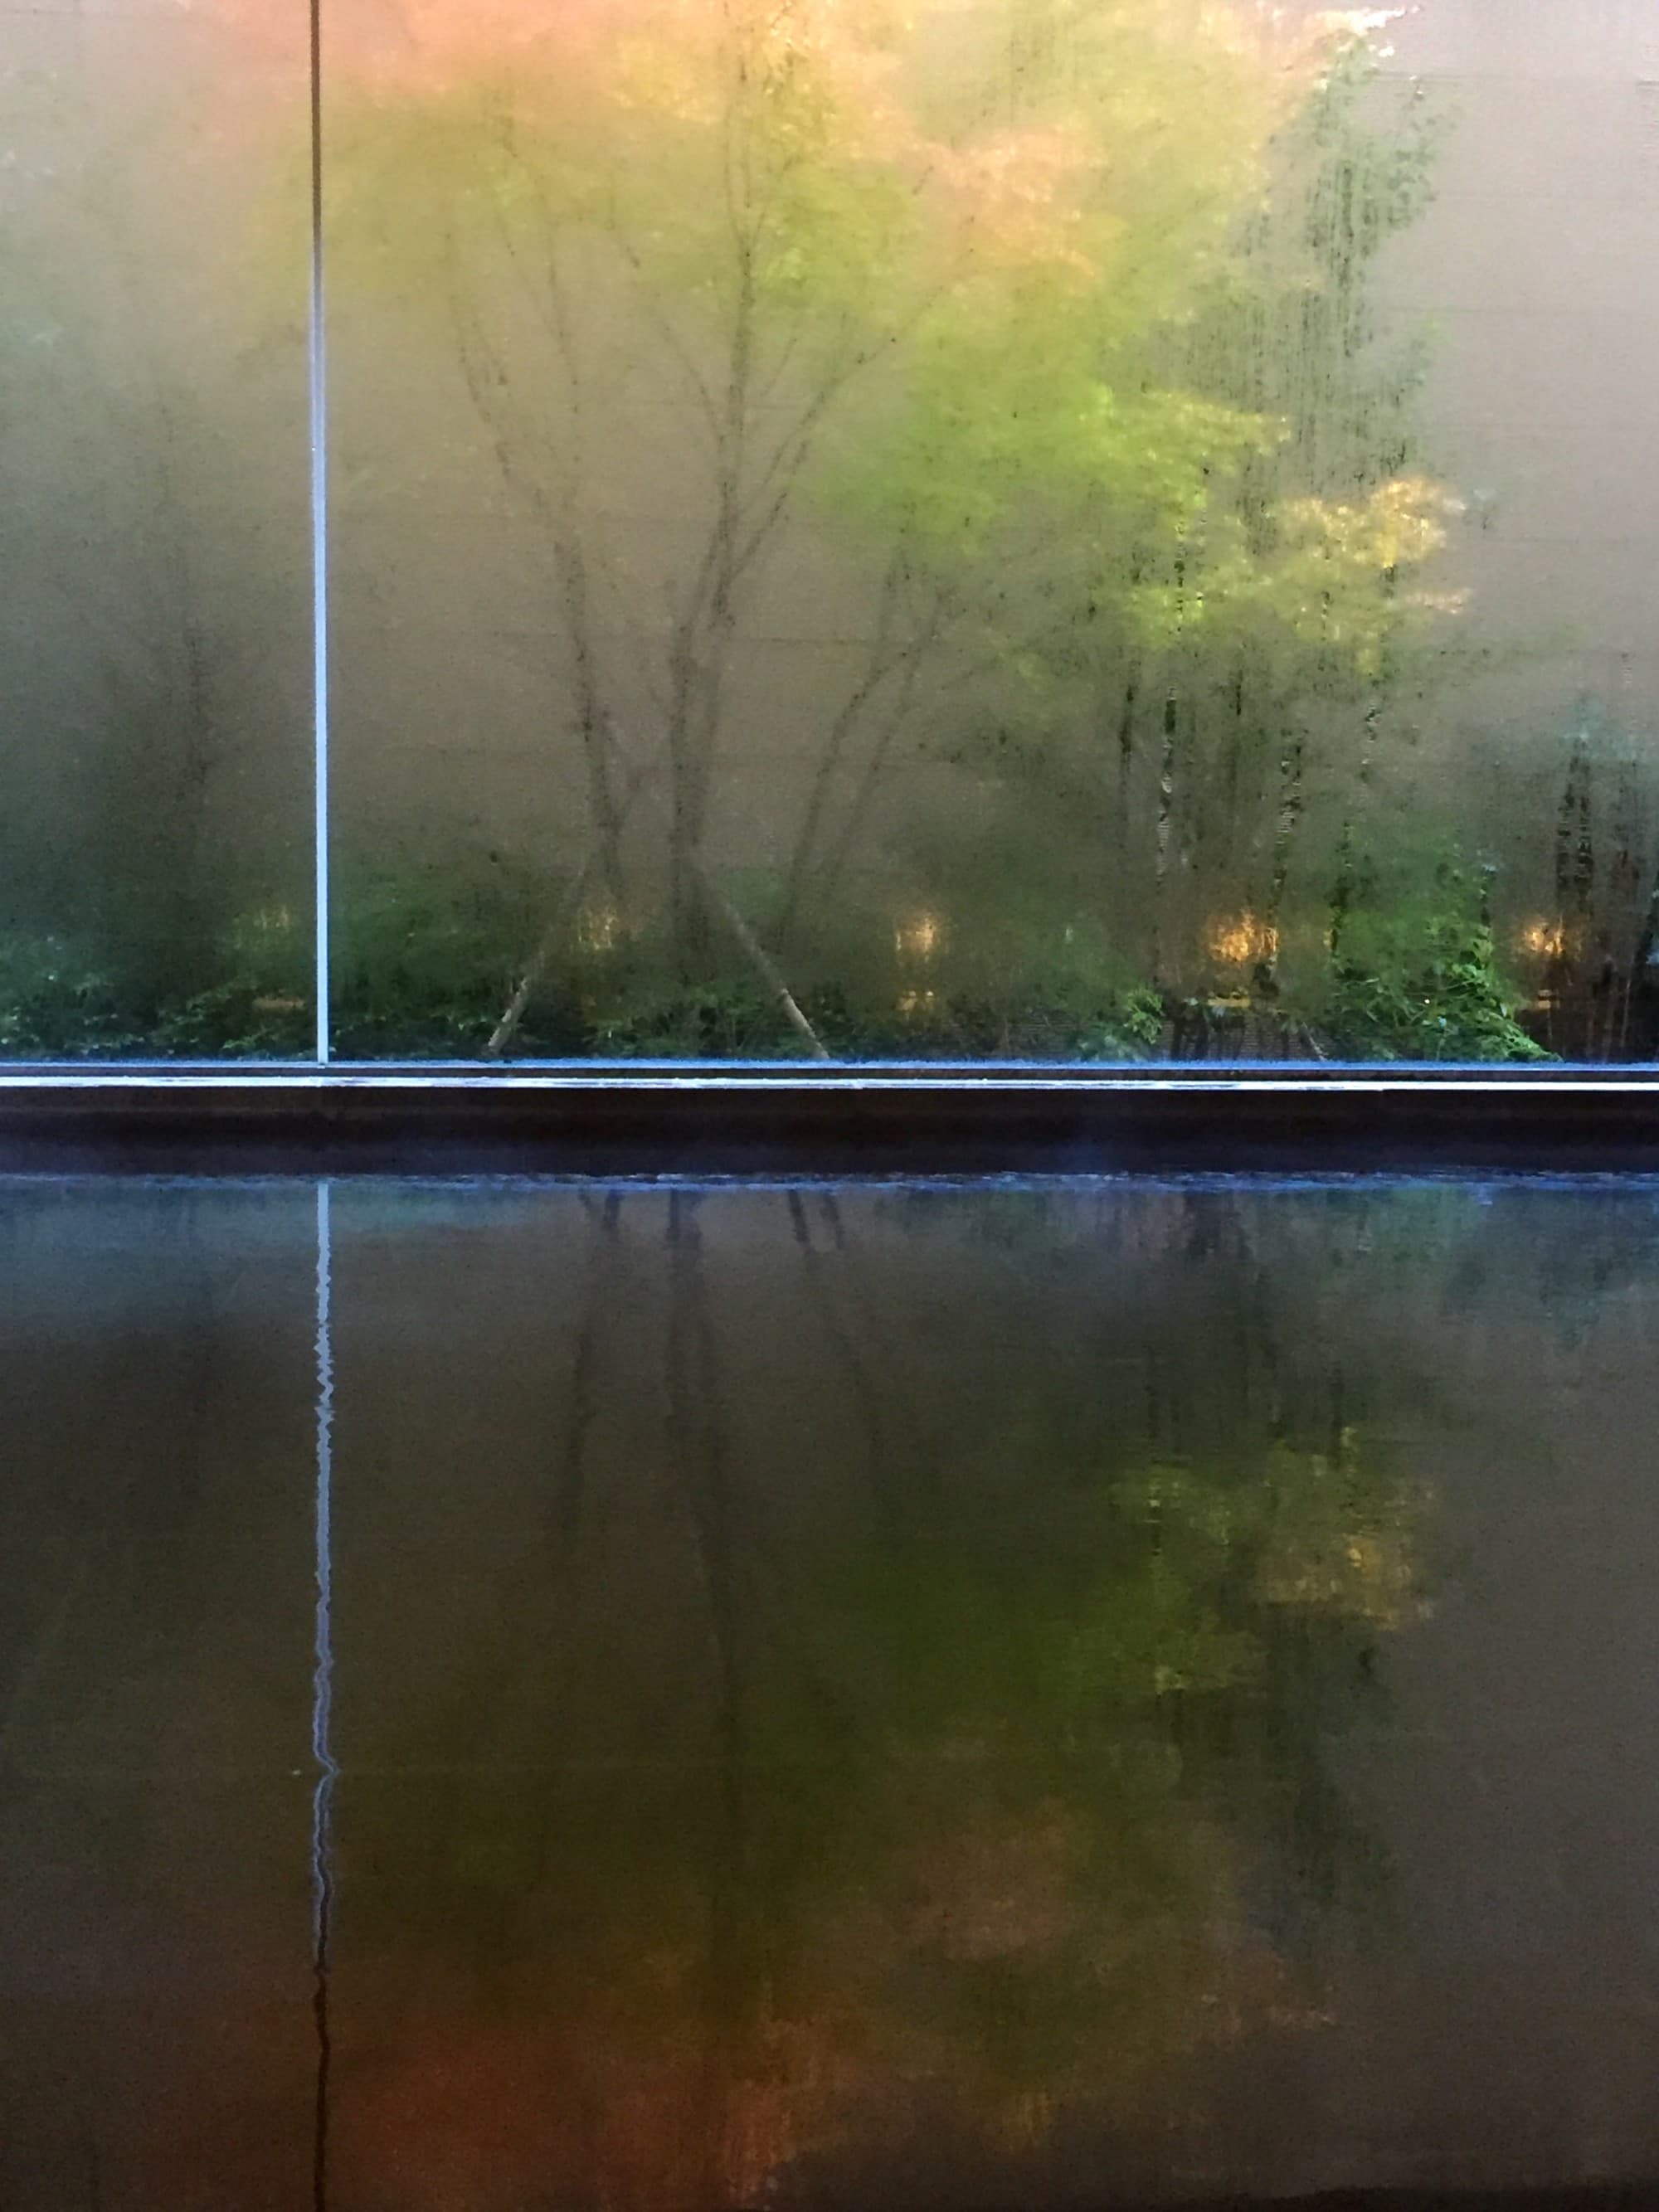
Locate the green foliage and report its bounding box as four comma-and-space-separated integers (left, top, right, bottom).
808, 973, 1165, 1062
328, 844, 577, 1057
1319, 900, 1546, 1063
3, 4, 1554, 1069
1190, 32, 1445, 500
320, 0, 1460, 1008
581, 965, 805, 1059
0, 934, 144, 1057
152, 980, 311, 1057
0, 833, 1550, 1062
144, 901, 312, 1055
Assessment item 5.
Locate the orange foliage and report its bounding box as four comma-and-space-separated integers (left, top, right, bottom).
205, 0, 1355, 247
293, 0, 901, 105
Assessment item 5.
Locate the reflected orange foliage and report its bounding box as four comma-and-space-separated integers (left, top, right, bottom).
339, 1996, 862, 2211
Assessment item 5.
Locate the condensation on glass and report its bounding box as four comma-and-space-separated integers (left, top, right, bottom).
7, 0, 1659, 1065
0, 0, 313, 1056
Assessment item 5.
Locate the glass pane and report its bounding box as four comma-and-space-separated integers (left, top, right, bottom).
0, 0, 312, 1058
325, 0, 1659, 1065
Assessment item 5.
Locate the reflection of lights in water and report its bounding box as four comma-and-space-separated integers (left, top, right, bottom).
894, 910, 945, 961
577, 905, 623, 954
897, 989, 938, 1019
1518, 918, 1568, 960
1209, 913, 1277, 966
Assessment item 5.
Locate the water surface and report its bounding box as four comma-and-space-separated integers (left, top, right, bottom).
3, 1175, 1658, 2209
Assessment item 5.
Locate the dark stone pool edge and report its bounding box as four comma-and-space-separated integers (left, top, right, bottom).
2, 1066, 1659, 1174
802, 2192, 1659, 2212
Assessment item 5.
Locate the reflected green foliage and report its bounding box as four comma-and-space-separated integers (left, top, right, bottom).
328, 1189, 1433, 2206
25, 1176, 1659, 2201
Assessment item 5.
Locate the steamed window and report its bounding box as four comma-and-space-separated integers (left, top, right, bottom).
3, 1, 1653, 1066
0, 0, 312, 1057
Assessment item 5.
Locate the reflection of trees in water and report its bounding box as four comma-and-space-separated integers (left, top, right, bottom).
335, 1187, 1435, 2210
